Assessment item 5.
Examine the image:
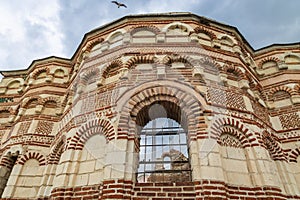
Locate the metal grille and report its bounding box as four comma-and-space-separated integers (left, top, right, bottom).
137, 118, 191, 183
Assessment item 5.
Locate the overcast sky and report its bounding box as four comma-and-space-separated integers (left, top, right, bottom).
0, 0, 299, 73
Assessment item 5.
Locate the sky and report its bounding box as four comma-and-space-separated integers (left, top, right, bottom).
0, 0, 299, 73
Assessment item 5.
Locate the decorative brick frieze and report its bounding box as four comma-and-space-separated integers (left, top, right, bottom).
35, 121, 54, 135
207, 87, 246, 111
17, 121, 31, 135
279, 112, 300, 130
251, 100, 271, 126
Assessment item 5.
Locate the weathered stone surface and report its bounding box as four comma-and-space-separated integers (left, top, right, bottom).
0, 12, 299, 199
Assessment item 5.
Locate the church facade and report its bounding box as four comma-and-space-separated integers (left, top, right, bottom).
0, 12, 299, 199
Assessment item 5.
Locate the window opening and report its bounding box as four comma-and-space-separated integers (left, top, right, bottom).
137, 118, 191, 183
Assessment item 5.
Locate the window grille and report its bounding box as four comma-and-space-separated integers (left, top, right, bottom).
137, 118, 191, 183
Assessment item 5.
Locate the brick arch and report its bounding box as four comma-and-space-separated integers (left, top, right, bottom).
0, 106, 14, 115
261, 131, 287, 161
0, 154, 17, 168
289, 147, 300, 162
163, 22, 193, 34
84, 37, 104, 52
210, 117, 256, 147
41, 96, 60, 107
32, 67, 49, 80
258, 57, 280, 68
130, 25, 160, 35
48, 136, 66, 165
117, 82, 207, 144
294, 84, 300, 93
222, 64, 246, 80
162, 54, 196, 67
68, 118, 115, 150
17, 152, 46, 166
269, 85, 294, 99
123, 55, 159, 70
81, 67, 100, 85
102, 59, 123, 79
199, 56, 222, 71
218, 127, 246, 148
7, 79, 22, 89
21, 96, 43, 108
194, 26, 216, 40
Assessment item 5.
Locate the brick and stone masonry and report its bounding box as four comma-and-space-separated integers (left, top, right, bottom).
0, 12, 299, 199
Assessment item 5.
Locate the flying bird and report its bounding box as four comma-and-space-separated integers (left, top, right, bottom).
111, 1, 127, 8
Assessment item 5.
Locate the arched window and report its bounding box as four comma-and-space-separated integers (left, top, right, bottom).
137, 117, 191, 183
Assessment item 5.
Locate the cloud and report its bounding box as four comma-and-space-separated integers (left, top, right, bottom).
0, 0, 64, 70
0, 0, 300, 72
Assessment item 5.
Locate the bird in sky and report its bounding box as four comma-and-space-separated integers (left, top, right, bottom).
111, 1, 127, 8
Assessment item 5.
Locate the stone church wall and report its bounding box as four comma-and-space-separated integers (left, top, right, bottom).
0, 13, 299, 199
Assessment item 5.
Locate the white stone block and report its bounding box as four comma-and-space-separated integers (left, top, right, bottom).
74, 173, 89, 187
106, 151, 127, 164
2, 185, 15, 197
110, 164, 125, 179
78, 160, 95, 174
223, 159, 248, 173
95, 159, 105, 171
253, 147, 270, 160
227, 172, 252, 186
88, 171, 104, 185
200, 166, 225, 181
103, 165, 112, 180
208, 152, 222, 167
6, 174, 18, 185
60, 149, 73, 162
226, 147, 246, 160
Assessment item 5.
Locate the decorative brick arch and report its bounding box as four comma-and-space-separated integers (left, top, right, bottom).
0, 154, 17, 168
0, 106, 15, 115
48, 136, 66, 165
123, 55, 159, 70
7, 79, 22, 89
68, 118, 115, 150
102, 59, 123, 79
258, 57, 280, 68
17, 152, 46, 166
210, 117, 256, 147
294, 84, 300, 93
81, 67, 100, 85
199, 56, 222, 71
162, 22, 194, 34
194, 26, 216, 40
41, 96, 60, 107
61, 90, 73, 108
130, 25, 160, 35
261, 131, 287, 161
162, 54, 196, 67
269, 85, 294, 99
222, 64, 246, 80
289, 147, 300, 162
32, 67, 49, 80
117, 81, 208, 144
21, 96, 43, 108
84, 37, 104, 52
